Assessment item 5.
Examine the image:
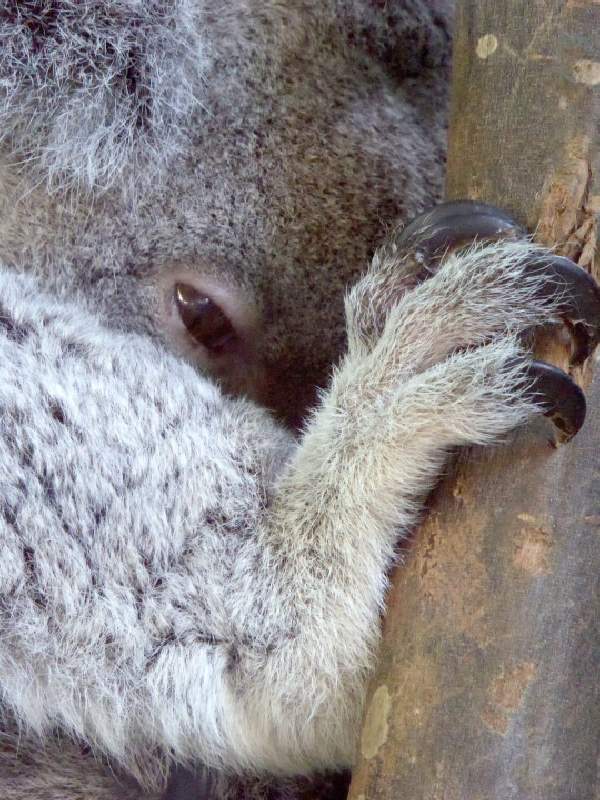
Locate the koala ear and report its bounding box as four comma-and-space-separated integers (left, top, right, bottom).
158, 270, 266, 404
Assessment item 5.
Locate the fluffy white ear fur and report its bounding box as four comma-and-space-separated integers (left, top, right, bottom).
0, 0, 209, 190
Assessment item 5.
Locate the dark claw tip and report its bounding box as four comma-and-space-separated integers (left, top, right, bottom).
397, 200, 526, 261
523, 360, 586, 439
525, 254, 600, 364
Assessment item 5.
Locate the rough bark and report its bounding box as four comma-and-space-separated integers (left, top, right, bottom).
348, 2, 600, 799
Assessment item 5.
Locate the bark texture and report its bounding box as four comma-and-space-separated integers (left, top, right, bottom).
348, 2, 600, 798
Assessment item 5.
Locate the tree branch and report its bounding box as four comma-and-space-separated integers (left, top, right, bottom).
348, 2, 600, 797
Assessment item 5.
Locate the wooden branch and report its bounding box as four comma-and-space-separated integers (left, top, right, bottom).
348, 2, 600, 798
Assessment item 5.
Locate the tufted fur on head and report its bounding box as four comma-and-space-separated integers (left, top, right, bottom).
0, 0, 208, 191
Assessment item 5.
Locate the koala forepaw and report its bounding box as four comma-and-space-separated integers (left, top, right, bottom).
398, 201, 600, 356
398, 200, 600, 438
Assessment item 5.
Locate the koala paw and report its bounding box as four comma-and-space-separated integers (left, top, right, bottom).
347, 201, 600, 440
397, 200, 600, 364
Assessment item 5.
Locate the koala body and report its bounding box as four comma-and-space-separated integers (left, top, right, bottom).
2, 4, 596, 800
0, 231, 585, 799
0, 5, 453, 796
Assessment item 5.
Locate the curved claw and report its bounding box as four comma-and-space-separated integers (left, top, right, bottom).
397, 200, 526, 261
525, 254, 600, 364
522, 360, 586, 439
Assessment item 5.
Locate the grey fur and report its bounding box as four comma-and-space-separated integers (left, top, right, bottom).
0, 2, 489, 799
0, 714, 159, 800
0, 0, 451, 427
0, 238, 571, 795
0, 0, 208, 190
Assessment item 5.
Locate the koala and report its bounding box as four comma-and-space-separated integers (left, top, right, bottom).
0, 202, 598, 800
0, 0, 451, 428
0, 3, 598, 800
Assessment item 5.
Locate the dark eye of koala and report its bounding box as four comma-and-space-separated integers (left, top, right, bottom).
174, 283, 236, 353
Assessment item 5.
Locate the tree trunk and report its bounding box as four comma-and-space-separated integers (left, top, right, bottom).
348, 2, 600, 799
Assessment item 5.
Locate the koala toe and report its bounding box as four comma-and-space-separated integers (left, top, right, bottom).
520, 359, 587, 439
396, 200, 526, 271
522, 254, 600, 365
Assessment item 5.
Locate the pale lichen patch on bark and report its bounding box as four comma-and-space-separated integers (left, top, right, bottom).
476, 34, 499, 59
481, 662, 537, 735
360, 685, 391, 760
573, 60, 600, 85
513, 513, 554, 575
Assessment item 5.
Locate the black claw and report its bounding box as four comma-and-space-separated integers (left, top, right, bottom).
522, 360, 586, 439
397, 200, 526, 261
524, 254, 600, 365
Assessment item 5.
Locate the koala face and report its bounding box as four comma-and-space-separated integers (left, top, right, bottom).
0, 1, 450, 425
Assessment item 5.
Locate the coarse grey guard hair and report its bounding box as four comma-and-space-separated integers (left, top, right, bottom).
0, 0, 208, 191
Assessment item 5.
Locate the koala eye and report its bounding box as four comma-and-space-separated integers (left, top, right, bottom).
174, 283, 237, 353
159, 270, 265, 404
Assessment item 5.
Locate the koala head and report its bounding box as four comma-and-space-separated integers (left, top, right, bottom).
0, 0, 451, 425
